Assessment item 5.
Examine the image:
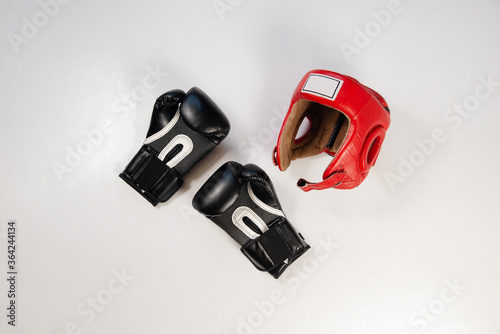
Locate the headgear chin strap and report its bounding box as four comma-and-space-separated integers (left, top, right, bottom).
272, 69, 391, 191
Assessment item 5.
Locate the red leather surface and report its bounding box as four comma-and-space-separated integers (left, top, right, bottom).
275, 69, 391, 191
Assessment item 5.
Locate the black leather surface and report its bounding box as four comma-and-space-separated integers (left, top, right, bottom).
180, 87, 231, 144
120, 87, 230, 206
192, 161, 309, 278
146, 89, 185, 138
241, 164, 281, 209
192, 161, 242, 216
119, 145, 183, 206
241, 217, 310, 278
146, 113, 217, 176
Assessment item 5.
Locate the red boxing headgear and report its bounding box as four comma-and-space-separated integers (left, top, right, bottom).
272, 69, 391, 191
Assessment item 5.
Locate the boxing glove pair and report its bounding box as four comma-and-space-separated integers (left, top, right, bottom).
120, 87, 309, 278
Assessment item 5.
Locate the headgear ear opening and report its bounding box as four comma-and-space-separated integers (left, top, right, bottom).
359, 126, 386, 174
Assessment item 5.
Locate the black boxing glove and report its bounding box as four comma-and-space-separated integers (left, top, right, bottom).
192, 161, 310, 278
120, 87, 230, 206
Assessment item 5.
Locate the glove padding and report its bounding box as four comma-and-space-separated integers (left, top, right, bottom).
192, 161, 310, 278
120, 87, 230, 206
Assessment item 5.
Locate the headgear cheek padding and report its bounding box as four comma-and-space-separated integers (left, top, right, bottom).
278, 100, 350, 170
273, 69, 391, 191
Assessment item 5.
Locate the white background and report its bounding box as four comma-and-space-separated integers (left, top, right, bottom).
1, 0, 500, 333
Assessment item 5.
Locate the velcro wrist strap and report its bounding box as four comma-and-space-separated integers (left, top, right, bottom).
241, 217, 310, 278
119, 145, 183, 206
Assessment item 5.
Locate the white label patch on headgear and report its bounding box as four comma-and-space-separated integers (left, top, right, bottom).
302, 74, 343, 100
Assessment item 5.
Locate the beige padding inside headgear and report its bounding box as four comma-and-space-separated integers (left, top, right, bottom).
278, 99, 350, 171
